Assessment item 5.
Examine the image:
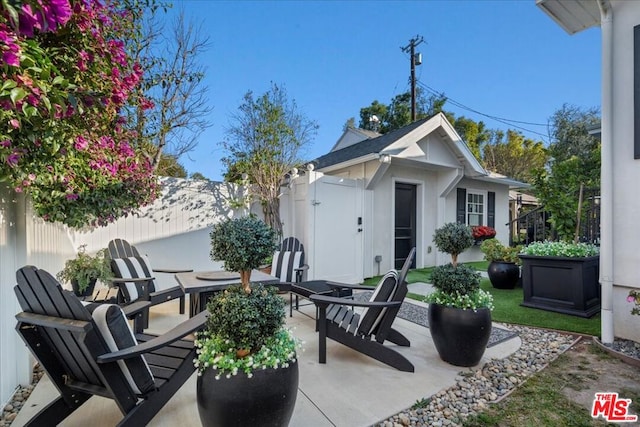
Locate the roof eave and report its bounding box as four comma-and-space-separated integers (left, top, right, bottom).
473, 175, 531, 189
316, 153, 379, 173
536, 0, 602, 35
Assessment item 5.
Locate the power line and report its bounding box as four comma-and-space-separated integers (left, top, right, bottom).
417, 81, 551, 141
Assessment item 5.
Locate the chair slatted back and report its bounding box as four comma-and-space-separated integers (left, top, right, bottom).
374, 248, 415, 341
397, 247, 416, 286
14, 266, 138, 411
272, 237, 305, 282
107, 238, 141, 259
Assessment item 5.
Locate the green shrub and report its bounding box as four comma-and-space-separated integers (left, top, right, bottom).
480, 239, 523, 264
56, 245, 110, 292
210, 216, 277, 292
433, 222, 474, 266
430, 263, 480, 295
195, 283, 299, 377
205, 284, 285, 351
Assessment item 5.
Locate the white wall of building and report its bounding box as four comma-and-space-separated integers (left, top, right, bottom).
608, 1, 640, 341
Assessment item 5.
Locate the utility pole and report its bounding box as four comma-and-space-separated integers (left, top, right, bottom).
401, 35, 424, 122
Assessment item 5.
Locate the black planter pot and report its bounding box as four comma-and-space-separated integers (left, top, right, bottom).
71, 278, 97, 297
197, 358, 299, 427
428, 303, 492, 367
519, 254, 600, 318
487, 261, 520, 289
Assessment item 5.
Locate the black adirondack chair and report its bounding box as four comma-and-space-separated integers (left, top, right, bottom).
310, 247, 416, 372
107, 239, 188, 329
14, 266, 207, 427
268, 237, 312, 315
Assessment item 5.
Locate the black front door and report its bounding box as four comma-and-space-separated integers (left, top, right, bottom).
394, 183, 417, 269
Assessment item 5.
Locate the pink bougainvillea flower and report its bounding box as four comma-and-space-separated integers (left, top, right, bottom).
14, 186, 22, 193
9, 119, 20, 129
7, 153, 20, 166
50, 0, 73, 25
65, 193, 79, 201
139, 97, 154, 111
628, 295, 636, 303
0, 140, 10, 148
3, 50, 20, 67
74, 136, 88, 150
19, 4, 43, 36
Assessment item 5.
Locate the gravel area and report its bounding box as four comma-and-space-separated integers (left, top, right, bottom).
1, 365, 43, 427
372, 325, 578, 427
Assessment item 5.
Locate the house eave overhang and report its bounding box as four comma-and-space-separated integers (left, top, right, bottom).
472, 175, 531, 190
536, 0, 603, 35
315, 153, 379, 174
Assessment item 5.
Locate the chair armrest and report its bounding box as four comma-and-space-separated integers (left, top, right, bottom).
16, 312, 91, 333
152, 268, 193, 274
109, 277, 155, 283
121, 301, 151, 318
310, 294, 402, 309
294, 265, 309, 272
323, 281, 373, 291
97, 310, 208, 363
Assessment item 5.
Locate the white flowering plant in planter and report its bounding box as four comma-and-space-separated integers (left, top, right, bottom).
194, 283, 301, 379
520, 241, 599, 258
424, 222, 494, 311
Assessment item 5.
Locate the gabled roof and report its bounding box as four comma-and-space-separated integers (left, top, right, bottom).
310, 113, 529, 189
312, 117, 430, 170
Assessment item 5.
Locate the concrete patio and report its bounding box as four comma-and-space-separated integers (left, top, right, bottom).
11, 291, 521, 427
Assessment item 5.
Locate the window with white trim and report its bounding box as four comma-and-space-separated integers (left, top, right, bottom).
466, 191, 485, 226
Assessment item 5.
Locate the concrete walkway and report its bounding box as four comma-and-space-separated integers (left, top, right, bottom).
12, 293, 520, 427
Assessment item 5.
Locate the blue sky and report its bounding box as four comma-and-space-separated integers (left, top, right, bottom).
172, 0, 601, 181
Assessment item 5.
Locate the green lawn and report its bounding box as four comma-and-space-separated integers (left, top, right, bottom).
362, 261, 601, 337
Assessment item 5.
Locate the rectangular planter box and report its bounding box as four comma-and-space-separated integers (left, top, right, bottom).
519, 254, 600, 318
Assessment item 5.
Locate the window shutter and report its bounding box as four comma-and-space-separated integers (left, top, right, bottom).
487, 191, 495, 228
456, 188, 466, 224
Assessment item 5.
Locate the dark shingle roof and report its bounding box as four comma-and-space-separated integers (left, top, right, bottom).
312, 118, 430, 170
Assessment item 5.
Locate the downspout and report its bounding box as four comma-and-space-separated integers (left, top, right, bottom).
598, 0, 614, 344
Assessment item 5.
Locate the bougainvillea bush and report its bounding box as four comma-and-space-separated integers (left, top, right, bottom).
0, 0, 158, 227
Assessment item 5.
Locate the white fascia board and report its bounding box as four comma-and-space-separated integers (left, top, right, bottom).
316, 153, 380, 174
472, 175, 531, 189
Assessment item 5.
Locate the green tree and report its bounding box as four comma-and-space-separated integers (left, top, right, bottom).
453, 116, 491, 160
533, 105, 601, 241
190, 172, 208, 180
483, 130, 548, 183
359, 100, 387, 132
222, 83, 318, 235
548, 104, 600, 162
156, 154, 187, 178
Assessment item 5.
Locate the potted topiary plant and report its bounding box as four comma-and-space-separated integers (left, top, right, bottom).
425, 222, 494, 367
197, 216, 299, 426
480, 238, 522, 289
56, 245, 111, 297
519, 240, 600, 317
209, 215, 278, 294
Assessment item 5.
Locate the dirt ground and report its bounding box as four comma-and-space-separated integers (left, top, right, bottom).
557, 338, 640, 426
